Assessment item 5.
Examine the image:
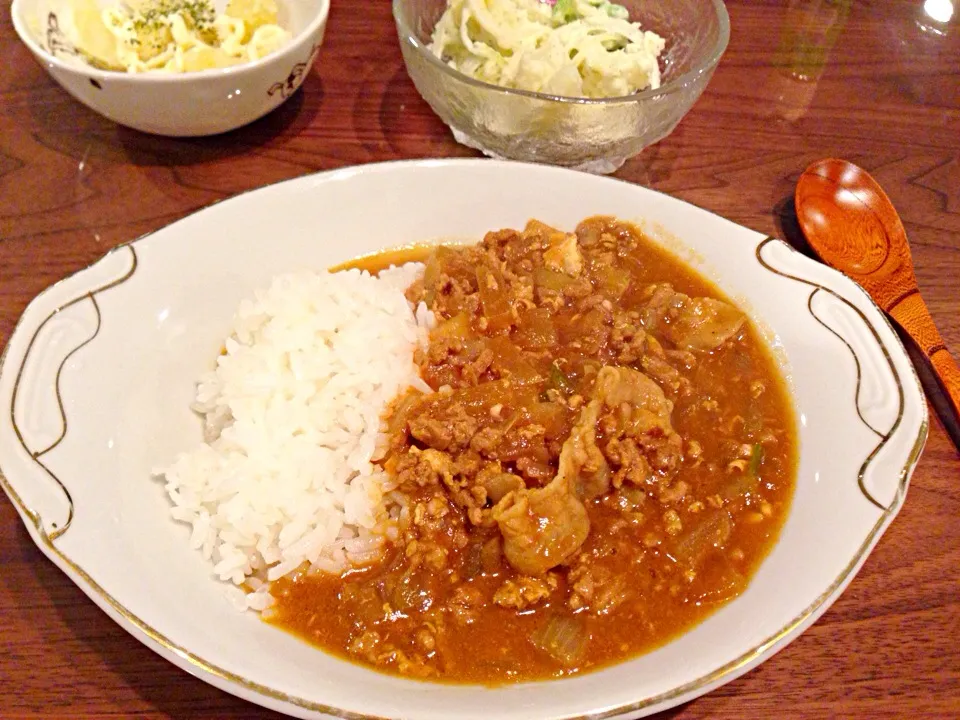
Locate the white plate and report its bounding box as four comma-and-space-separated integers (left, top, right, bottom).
0, 159, 927, 720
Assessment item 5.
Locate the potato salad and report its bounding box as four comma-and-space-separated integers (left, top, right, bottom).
71, 0, 291, 73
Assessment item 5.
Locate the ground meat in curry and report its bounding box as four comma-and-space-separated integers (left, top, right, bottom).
267, 216, 797, 683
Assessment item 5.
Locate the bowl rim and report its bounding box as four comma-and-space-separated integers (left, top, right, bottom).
9, 0, 330, 82
392, 0, 731, 104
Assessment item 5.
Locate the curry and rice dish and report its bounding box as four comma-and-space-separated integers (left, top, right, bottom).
276, 217, 795, 680
159, 216, 795, 684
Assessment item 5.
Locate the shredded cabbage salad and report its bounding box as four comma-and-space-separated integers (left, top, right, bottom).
427, 0, 666, 98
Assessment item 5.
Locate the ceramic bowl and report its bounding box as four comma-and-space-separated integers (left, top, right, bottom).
0, 160, 927, 719
393, 0, 730, 174
10, 0, 329, 136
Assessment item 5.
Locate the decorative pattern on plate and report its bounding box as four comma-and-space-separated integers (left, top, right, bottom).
756, 237, 909, 511
7, 244, 137, 539
45, 12, 78, 58
268, 42, 321, 98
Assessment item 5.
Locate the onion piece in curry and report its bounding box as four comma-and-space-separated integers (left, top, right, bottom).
266, 216, 797, 683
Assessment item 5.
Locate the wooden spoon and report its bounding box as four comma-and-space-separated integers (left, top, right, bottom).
795, 158, 960, 449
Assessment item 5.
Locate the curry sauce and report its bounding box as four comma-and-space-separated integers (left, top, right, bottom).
267, 217, 796, 684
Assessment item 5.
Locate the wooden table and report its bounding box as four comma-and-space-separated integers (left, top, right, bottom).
1, 1, 958, 717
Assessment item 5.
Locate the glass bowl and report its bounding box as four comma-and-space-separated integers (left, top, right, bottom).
393, 0, 730, 174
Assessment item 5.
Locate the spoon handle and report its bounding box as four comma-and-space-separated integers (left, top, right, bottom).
888, 291, 960, 434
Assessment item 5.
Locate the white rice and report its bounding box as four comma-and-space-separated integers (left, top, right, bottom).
156, 263, 434, 611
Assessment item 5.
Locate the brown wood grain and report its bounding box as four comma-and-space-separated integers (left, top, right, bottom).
1, 0, 959, 718
890, 293, 960, 424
